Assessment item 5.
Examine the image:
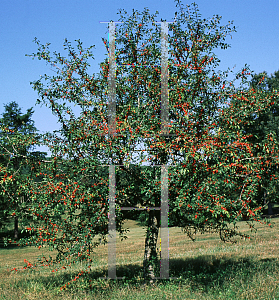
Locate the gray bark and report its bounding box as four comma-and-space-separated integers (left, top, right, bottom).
14, 216, 18, 240
143, 209, 160, 283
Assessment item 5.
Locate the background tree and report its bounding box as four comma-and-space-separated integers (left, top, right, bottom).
231, 70, 279, 215
0, 101, 45, 240
218, 86, 279, 216
250, 70, 279, 92
3, 0, 279, 287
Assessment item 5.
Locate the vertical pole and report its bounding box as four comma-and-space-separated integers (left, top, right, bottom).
161, 22, 169, 136
108, 21, 117, 279
160, 164, 169, 278
160, 21, 170, 278
108, 21, 116, 137
108, 165, 116, 279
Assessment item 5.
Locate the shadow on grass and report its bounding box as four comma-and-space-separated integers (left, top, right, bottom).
7, 255, 279, 294
170, 256, 260, 290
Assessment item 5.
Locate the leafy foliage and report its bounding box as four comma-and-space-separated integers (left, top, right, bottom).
0, 101, 44, 238
235, 70, 279, 207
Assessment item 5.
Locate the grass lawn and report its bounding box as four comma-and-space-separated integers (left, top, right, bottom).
0, 217, 278, 299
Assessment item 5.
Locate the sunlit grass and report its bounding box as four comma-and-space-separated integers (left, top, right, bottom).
0, 218, 279, 299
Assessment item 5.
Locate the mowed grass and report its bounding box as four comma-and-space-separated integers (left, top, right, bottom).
0, 218, 279, 300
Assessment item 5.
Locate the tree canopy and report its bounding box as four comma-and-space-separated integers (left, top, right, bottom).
250, 70, 279, 92
230, 70, 279, 212
0, 101, 45, 239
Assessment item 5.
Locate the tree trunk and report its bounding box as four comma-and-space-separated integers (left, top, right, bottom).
143, 209, 160, 283
264, 191, 274, 215
268, 202, 274, 215
14, 216, 18, 240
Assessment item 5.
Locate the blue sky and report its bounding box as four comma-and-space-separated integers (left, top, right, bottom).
0, 0, 278, 156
